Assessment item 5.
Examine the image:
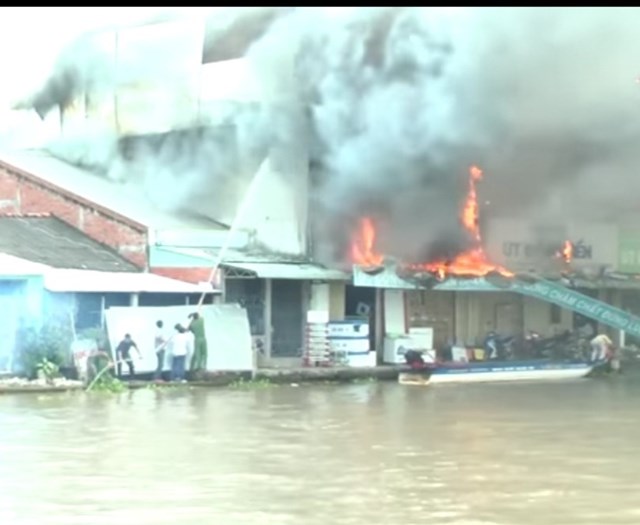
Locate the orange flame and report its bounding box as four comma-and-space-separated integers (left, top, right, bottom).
351, 165, 513, 279
462, 164, 483, 241
558, 240, 573, 264
407, 165, 513, 278
351, 217, 384, 267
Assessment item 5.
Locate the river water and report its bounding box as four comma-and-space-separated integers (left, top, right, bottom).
1, 377, 639, 525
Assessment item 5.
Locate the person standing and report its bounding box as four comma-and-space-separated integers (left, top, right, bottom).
188, 312, 208, 372
115, 334, 142, 379
590, 333, 613, 363
171, 324, 193, 382
153, 320, 171, 381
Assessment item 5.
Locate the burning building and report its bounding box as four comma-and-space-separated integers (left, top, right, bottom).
350, 160, 640, 353
6, 7, 640, 363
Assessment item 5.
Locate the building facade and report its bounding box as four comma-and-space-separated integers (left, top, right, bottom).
353, 214, 640, 360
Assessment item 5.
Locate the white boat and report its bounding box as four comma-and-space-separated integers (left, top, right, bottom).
399, 359, 603, 386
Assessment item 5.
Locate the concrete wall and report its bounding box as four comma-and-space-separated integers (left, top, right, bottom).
308, 282, 347, 321
383, 290, 406, 336
522, 296, 572, 335
329, 282, 346, 321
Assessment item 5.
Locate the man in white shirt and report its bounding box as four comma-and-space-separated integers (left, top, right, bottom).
153, 320, 171, 381
590, 333, 613, 363
171, 324, 194, 382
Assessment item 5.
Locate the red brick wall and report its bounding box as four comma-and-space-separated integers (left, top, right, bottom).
0, 164, 148, 269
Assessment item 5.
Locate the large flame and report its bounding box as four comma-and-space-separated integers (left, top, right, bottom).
351, 165, 514, 278
351, 217, 384, 267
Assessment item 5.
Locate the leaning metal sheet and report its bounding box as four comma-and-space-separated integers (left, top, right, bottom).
104, 304, 253, 374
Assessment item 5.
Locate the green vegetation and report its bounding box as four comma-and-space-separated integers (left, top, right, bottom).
89, 375, 128, 394
18, 321, 74, 379
36, 358, 60, 384
84, 355, 125, 393
229, 377, 275, 389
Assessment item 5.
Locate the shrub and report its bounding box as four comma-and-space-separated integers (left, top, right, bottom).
18, 322, 74, 379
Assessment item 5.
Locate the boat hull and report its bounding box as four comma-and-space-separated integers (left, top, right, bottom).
399, 360, 597, 386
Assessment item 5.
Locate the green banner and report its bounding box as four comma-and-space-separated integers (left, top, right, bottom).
508, 280, 640, 338
618, 229, 640, 274
352, 266, 640, 338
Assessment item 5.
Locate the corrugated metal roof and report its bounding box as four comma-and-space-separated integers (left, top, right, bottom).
222, 262, 349, 281
0, 215, 139, 272
151, 245, 348, 281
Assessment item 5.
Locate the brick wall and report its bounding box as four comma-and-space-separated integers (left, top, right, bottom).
0, 162, 217, 283
0, 163, 148, 268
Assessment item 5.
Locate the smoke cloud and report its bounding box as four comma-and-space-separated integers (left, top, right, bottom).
14, 7, 640, 263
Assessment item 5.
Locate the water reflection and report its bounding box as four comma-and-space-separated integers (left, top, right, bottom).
1, 378, 640, 524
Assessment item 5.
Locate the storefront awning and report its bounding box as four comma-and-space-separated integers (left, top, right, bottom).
222, 262, 349, 281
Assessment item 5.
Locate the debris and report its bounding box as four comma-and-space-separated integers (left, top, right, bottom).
0, 377, 84, 389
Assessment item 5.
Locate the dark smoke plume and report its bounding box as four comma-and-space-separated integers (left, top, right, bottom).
13, 7, 640, 264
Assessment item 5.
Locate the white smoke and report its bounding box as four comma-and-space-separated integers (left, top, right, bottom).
13, 7, 640, 261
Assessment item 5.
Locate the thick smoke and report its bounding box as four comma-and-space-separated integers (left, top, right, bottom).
293, 7, 483, 263
287, 7, 640, 263
22, 7, 295, 224
16, 7, 640, 263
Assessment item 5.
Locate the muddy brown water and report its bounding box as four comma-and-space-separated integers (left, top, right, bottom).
1, 377, 639, 525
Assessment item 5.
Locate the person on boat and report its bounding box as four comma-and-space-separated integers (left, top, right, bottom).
484, 331, 501, 360
404, 350, 427, 369
589, 333, 613, 363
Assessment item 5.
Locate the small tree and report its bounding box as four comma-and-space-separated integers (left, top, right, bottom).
17, 321, 74, 379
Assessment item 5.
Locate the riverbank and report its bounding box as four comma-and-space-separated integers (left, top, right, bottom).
0, 377, 85, 394
0, 366, 404, 394
126, 365, 404, 389
3, 360, 633, 395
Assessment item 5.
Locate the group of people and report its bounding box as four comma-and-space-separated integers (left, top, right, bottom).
114, 312, 208, 382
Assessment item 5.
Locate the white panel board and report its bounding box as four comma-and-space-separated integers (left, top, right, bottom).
105, 304, 253, 375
